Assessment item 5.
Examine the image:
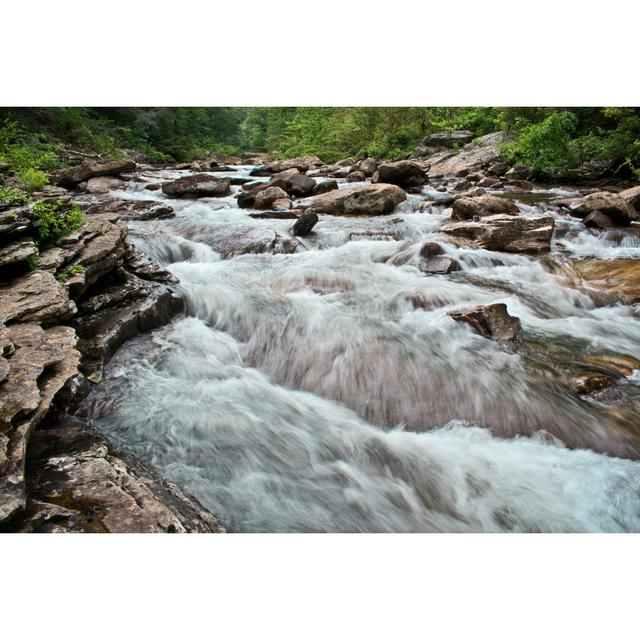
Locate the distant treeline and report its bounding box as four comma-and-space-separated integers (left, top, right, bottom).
1, 107, 639, 183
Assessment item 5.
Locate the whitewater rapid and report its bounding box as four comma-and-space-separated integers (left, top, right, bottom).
80, 167, 640, 532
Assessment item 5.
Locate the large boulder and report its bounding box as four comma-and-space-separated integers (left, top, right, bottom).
56, 158, 137, 188
297, 184, 407, 215
451, 195, 519, 220
372, 161, 426, 191
162, 174, 231, 198
354, 157, 378, 176
449, 303, 520, 340
441, 214, 555, 254
428, 132, 508, 178
619, 185, 640, 212
250, 155, 323, 176
569, 192, 638, 226
254, 186, 289, 210
346, 170, 366, 183
312, 180, 339, 195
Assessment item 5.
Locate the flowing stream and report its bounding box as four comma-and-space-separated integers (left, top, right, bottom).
79, 166, 640, 532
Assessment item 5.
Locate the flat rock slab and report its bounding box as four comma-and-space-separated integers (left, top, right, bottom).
428, 132, 508, 178
57, 158, 137, 188
162, 174, 231, 198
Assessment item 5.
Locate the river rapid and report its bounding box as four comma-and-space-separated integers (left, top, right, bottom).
78, 166, 640, 532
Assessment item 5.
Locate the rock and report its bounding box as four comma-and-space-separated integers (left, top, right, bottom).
433, 187, 487, 207
347, 170, 366, 183
0, 323, 81, 524
254, 186, 289, 210
250, 155, 323, 176
451, 195, 519, 220
428, 132, 508, 178
354, 157, 378, 176
0, 206, 35, 242
85, 176, 125, 194
56, 158, 137, 188
0, 270, 76, 326
84, 197, 174, 221
423, 131, 474, 149
124, 243, 177, 284
449, 303, 520, 340
145, 183, 162, 191
292, 212, 318, 236
312, 180, 338, 195
584, 210, 616, 229
249, 210, 300, 220
420, 256, 460, 274
569, 259, 640, 304
272, 197, 293, 211
619, 185, 640, 212
372, 161, 426, 191
505, 165, 531, 180
441, 214, 554, 254
569, 192, 638, 226
270, 169, 317, 197
572, 372, 616, 395
420, 242, 445, 258
487, 162, 509, 176
8, 416, 226, 533
162, 174, 231, 198
297, 184, 407, 216
0, 239, 38, 279
477, 176, 501, 188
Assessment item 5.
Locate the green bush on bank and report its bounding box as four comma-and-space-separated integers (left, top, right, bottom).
32, 200, 84, 248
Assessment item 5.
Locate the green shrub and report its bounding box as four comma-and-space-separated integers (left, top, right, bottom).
17, 167, 48, 191
0, 185, 29, 208
32, 200, 84, 247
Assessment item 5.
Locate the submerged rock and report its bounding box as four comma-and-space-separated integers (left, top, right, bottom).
449, 303, 520, 340
162, 174, 231, 198
292, 212, 318, 236
297, 184, 407, 215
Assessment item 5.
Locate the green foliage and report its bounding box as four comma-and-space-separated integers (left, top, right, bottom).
32, 200, 84, 247
0, 185, 29, 207
55, 262, 84, 283
17, 167, 48, 191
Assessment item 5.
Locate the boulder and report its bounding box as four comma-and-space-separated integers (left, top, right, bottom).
423, 130, 474, 149
584, 210, 616, 229
417, 242, 460, 274
487, 162, 509, 176
56, 158, 137, 188
347, 170, 366, 183
254, 186, 289, 210
162, 173, 231, 198
569, 192, 638, 226
297, 184, 407, 216
312, 180, 339, 195
569, 259, 640, 304
451, 195, 519, 220
505, 165, 532, 180
292, 212, 319, 236
270, 169, 317, 197
354, 157, 378, 176
372, 160, 426, 190
85, 176, 125, 194
449, 303, 520, 340
85, 198, 174, 221
0, 239, 38, 279
441, 214, 555, 254
619, 185, 640, 212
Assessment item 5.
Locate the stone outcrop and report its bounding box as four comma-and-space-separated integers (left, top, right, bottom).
568, 192, 638, 226
297, 184, 406, 215
441, 214, 555, 254
427, 132, 508, 177
449, 303, 521, 340
250, 155, 323, 176
162, 174, 231, 198
56, 158, 137, 188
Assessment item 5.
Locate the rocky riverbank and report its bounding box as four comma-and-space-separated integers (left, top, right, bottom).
2, 128, 640, 532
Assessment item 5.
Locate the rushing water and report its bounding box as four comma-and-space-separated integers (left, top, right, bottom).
80, 166, 640, 532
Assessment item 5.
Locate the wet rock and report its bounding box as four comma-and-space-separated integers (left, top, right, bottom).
272, 197, 293, 211
249, 210, 300, 220
162, 173, 231, 198
145, 183, 162, 191
347, 170, 366, 183
477, 175, 501, 188
583, 210, 616, 229
0, 323, 80, 524
297, 184, 407, 215
9, 416, 226, 533
372, 161, 426, 191
449, 303, 520, 340
433, 187, 487, 207
254, 186, 289, 210
420, 242, 444, 258
124, 243, 177, 284
0, 270, 76, 326
250, 155, 323, 176
570, 259, 640, 304
420, 256, 460, 274
451, 195, 519, 220
428, 132, 508, 178
292, 212, 318, 236
56, 158, 137, 188
441, 214, 554, 254
487, 162, 508, 176
572, 372, 616, 395
84, 197, 174, 221
569, 192, 637, 225
312, 180, 338, 195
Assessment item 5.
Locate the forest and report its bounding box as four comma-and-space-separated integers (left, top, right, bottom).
1, 107, 639, 190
